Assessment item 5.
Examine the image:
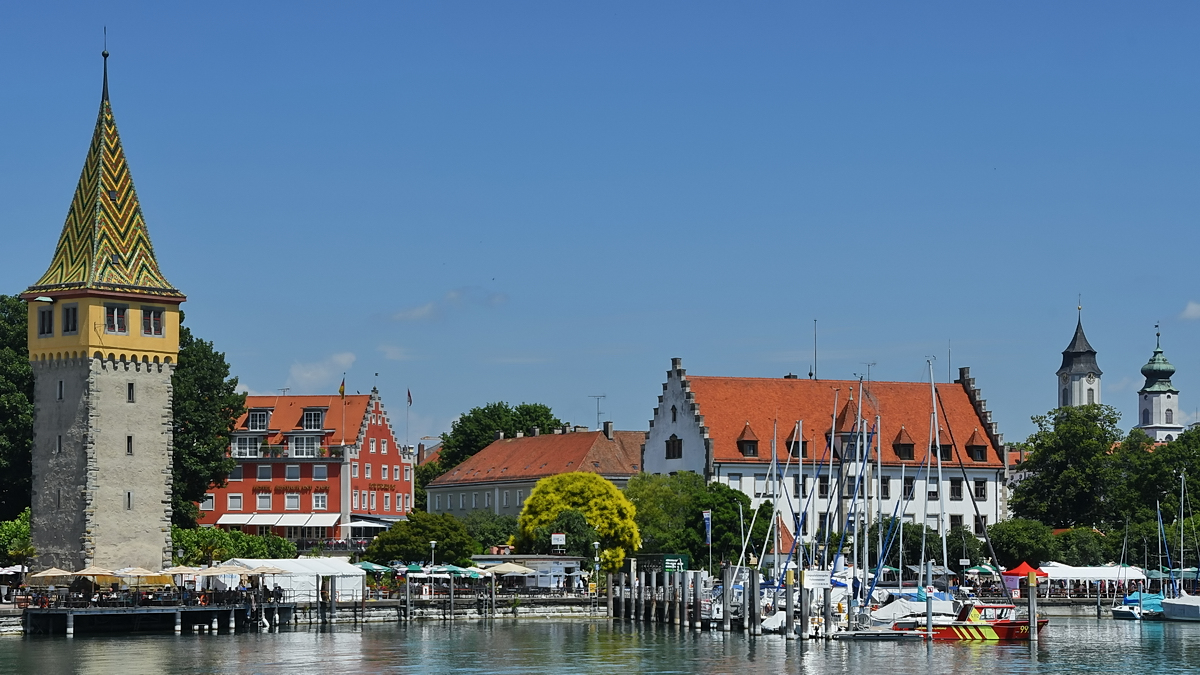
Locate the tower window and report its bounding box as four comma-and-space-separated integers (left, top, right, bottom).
62, 304, 78, 335
125, 491, 133, 510
141, 308, 164, 337
1087, 388, 1094, 405
56, 435, 62, 454
126, 435, 133, 455
1062, 388, 1069, 407
57, 381, 64, 401
1142, 409, 1150, 426
127, 383, 135, 403
37, 307, 53, 337
1166, 409, 1174, 424
671, 405, 677, 423
105, 305, 128, 334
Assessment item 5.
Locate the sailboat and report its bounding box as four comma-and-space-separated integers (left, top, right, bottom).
1161, 474, 1200, 621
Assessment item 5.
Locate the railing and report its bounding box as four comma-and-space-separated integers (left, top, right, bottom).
18, 587, 293, 610
229, 446, 343, 459
293, 538, 371, 552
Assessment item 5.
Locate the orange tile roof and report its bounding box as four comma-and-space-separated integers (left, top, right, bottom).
428, 431, 643, 487
684, 376, 1003, 468
236, 395, 370, 446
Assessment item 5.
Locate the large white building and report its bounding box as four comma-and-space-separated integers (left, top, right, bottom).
1135, 331, 1184, 442
642, 359, 1008, 558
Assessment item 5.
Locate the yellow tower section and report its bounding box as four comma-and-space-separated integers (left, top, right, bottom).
23, 51, 185, 362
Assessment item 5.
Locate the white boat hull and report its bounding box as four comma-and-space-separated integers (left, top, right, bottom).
1161, 594, 1200, 621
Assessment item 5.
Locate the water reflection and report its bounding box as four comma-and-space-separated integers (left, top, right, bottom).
1, 617, 1196, 674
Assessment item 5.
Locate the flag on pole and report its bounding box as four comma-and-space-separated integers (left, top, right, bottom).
703, 509, 712, 545
339, 377, 345, 399
407, 389, 412, 407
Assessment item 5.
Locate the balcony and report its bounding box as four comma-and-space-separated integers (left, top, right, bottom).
229, 445, 343, 460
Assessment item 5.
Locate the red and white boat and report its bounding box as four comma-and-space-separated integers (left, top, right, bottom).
892, 603, 1048, 641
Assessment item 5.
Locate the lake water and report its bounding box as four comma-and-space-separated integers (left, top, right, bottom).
2, 617, 1197, 674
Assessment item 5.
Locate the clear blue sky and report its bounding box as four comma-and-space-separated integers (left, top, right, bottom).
4, 3, 1199, 445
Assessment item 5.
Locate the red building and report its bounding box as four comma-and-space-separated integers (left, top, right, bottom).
200, 388, 414, 547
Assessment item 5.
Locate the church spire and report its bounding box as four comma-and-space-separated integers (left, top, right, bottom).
26, 51, 182, 298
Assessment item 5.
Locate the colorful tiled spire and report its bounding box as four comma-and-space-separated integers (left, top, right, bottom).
26, 52, 182, 298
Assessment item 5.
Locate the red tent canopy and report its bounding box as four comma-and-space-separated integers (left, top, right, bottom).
1001, 561, 1048, 577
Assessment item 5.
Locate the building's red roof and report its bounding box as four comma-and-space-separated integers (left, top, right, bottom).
236, 395, 371, 446
684, 376, 1003, 467
427, 431, 643, 487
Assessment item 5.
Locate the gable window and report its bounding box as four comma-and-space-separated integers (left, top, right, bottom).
671, 405, 677, 423
974, 479, 988, 501
233, 437, 260, 458
665, 434, 683, 460
62, 304, 79, 335
370, 439, 377, 453
738, 440, 758, 457
381, 439, 388, 454
141, 307, 164, 337
248, 411, 269, 431
37, 307, 53, 337
894, 443, 915, 461
303, 410, 324, 430
404, 466, 412, 481
291, 436, 318, 458
313, 464, 328, 481
903, 476, 915, 499
228, 494, 243, 511
104, 305, 128, 334
949, 477, 963, 500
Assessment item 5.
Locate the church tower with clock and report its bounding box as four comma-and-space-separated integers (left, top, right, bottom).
1057, 311, 1102, 408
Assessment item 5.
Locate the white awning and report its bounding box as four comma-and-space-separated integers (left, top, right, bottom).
216, 514, 251, 525
248, 514, 281, 526
305, 513, 340, 527
348, 521, 389, 528
276, 514, 310, 527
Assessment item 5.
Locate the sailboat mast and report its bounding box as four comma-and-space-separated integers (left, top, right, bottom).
929, 360, 949, 585
772, 419, 780, 582
899, 462, 905, 588
877, 415, 883, 584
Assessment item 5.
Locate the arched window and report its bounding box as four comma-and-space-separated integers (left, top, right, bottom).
1087, 388, 1094, 405
671, 405, 677, 423
665, 434, 683, 460
1062, 388, 1069, 407
1166, 435, 1174, 442
1142, 409, 1151, 426
1166, 409, 1174, 424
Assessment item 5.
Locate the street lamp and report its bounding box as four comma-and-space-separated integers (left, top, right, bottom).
593, 542, 600, 598
430, 540, 437, 567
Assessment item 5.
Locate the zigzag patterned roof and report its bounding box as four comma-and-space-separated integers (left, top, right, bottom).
26, 56, 182, 298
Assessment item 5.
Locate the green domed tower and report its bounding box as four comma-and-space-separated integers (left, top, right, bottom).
1135, 329, 1183, 442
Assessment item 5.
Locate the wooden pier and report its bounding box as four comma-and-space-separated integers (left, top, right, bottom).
24, 603, 297, 636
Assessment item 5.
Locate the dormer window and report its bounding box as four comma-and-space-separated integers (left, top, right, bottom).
894, 443, 915, 461
248, 411, 269, 431
738, 440, 758, 457
787, 441, 807, 458
303, 410, 324, 430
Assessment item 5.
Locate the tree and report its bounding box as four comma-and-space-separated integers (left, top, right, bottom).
1055, 527, 1107, 566
515, 472, 640, 572
528, 509, 600, 558
625, 471, 707, 556
1009, 405, 1124, 527
0, 295, 32, 521
987, 518, 1057, 568
413, 460, 443, 512
461, 510, 518, 550
171, 525, 296, 565
171, 319, 245, 527
0, 508, 33, 583
946, 525, 986, 572
364, 510, 476, 566
438, 402, 562, 470
867, 518, 944, 572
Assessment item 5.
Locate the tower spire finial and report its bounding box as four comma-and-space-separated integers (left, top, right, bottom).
102, 27, 109, 102
1078, 294, 1082, 317
1156, 322, 1161, 349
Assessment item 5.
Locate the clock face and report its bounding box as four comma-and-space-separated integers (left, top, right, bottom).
1086, 374, 1095, 384
1061, 375, 1069, 384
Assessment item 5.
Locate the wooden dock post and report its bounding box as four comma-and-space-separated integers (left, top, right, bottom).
616, 573, 625, 620
749, 568, 760, 635
65, 611, 74, 637
799, 583, 810, 640
606, 573, 613, 618
174, 610, 182, 634
1029, 572, 1038, 643
405, 578, 412, 623
228, 609, 235, 633
692, 571, 702, 630
649, 572, 657, 623
822, 588, 832, 639
785, 570, 795, 639
449, 576, 455, 622
637, 570, 645, 622
721, 567, 731, 632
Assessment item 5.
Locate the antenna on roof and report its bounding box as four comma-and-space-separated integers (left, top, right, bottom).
589, 395, 606, 429
861, 362, 876, 385
811, 319, 817, 380
279, 387, 290, 396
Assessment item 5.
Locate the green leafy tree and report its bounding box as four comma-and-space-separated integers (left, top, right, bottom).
866, 518, 944, 572
1055, 527, 1107, 566
528, 509, 601, 558
171, 319, 245, 527
515, 472, 640, 572
1010, 405, 1124, 527
987, 518, 1057, 568
625, 471, 707, 555
171, 525, 296, 565
0, 508, 33, 583
413, 460, 443, 512
946, 525, 986, 572
461, 510, 518, 550
0, 296, 32, 521
364, 511, 476, 566
438, 402, 562, 470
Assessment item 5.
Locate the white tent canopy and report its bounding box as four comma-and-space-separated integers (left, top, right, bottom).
1039, 562, 1147, 582
222, 557, 366, 602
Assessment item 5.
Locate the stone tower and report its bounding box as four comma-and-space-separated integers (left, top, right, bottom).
1057, 315, 1102, 408
20, 53, 185, 572
1135, 330, 1184, 442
